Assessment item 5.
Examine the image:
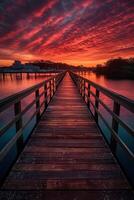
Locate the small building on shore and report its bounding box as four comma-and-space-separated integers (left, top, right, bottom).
11, 60, 40, 72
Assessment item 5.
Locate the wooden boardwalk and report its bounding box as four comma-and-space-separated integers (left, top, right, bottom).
0, 73, 133, 199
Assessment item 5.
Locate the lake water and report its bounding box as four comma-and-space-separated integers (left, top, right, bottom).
78, 71, 134, 100
0, 73, 56, 99
0, 72, 134, 186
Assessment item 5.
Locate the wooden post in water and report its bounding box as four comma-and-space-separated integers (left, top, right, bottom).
110, 101, 120, 153
27, 73, 30, 79
14, 101, 23, 153
35, 89, 40, 122
10, 73, 13, 80
3, 73, 5, 80
20, 73, 22, 79
95, 89, 99, 123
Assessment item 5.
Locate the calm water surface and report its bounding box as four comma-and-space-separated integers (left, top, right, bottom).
0, 73, 56, 99
78, 71, 134, 100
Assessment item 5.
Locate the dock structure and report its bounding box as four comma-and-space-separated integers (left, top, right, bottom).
0, 72, 133, 199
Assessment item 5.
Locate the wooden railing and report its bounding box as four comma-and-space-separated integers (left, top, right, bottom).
0, 72, 65, 161
69, 71, 134, 160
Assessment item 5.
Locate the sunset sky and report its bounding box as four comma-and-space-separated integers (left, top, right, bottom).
0, 0, 134, 67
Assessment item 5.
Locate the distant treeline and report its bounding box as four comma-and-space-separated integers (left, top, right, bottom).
93, 57, 134, 79
29, 60, 89, 71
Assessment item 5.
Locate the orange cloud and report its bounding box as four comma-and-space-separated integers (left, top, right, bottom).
0, 0, 133, 67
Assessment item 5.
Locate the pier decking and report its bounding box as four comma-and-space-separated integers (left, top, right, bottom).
0, 73, 133, 199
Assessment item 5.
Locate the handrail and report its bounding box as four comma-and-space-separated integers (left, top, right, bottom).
0, 71, 66, 161
0, 73, 64, 113
70, 72, 134, 112
69, 71, 134, 160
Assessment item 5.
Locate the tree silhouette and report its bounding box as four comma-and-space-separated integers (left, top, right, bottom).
94, 57, 134, 79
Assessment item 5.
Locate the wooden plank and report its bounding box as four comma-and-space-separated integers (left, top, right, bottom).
17, 152, 115, 162
2, 179, 130, 190
13, 163, 121, 172
24, 146, 111, 154
0, 190, 133, 200
31, 133, 102, 139
27, 138, 107, 148
0, 72, 133, 198
5, 171, 125, 180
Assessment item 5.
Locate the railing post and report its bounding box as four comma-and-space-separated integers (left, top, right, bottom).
35, 89, 40, 122
82, 80, 85, 98
55, 77, 58, 89
80, 79, 82, 95
95, 89, 100, 123
84, 81, 87, 102
14, 101, 23, 153
51, 79, 54, 97
44, 83, 48, 109
87, 83, 91, 109
110, 101, 120, 153
81, 79, 83, 96
78, 77, 80, 91
50, 80, 52, 100
51, 79, 53, 97
54, 78, 56, 93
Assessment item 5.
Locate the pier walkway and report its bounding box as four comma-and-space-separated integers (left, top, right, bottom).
0, 72, 133, 199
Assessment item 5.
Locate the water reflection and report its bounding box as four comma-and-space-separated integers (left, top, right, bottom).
0, 72, 56, 99
78, 71, 134, 100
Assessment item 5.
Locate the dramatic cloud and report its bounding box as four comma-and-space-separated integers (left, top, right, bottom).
0, 0, 134, 66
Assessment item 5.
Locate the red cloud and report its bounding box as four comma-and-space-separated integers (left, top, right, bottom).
0, 0, 134, 66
